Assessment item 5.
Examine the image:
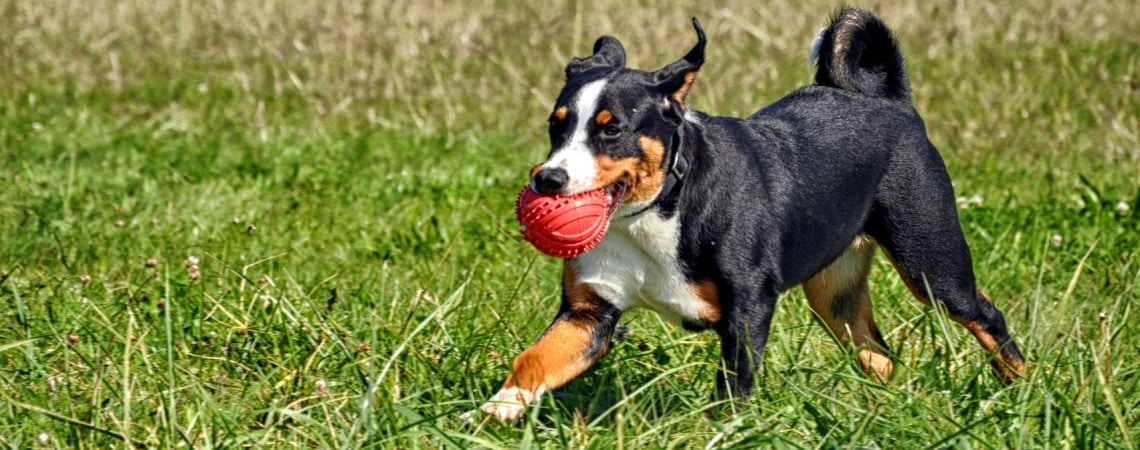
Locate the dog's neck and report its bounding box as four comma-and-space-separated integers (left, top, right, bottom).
621, 120, 695, 219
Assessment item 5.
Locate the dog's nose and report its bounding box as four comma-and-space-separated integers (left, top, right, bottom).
531, 167, 569, 195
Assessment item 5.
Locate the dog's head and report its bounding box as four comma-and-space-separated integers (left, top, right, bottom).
530, 19, 706, 217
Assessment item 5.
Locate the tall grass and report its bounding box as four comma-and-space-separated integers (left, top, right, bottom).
1, 0, 1138, 447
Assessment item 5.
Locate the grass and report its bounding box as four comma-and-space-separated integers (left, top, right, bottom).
1, 0, 1138, 447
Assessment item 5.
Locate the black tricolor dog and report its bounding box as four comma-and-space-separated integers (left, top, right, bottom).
474, 8, 1025, 421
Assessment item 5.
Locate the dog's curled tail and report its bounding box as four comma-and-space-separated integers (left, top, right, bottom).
809, 8, 910, 101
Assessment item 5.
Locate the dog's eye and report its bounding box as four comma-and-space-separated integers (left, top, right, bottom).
601, 124, 622, 138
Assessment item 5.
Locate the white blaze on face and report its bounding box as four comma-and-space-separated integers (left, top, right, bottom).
537, 79, 607, 195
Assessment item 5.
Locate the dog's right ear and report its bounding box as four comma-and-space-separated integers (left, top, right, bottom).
565, 36, 626, 78
652, 18, 706, 109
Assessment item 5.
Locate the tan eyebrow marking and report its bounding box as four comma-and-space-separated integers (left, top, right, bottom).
554, 105, 569, 121
595, 109, 613, 126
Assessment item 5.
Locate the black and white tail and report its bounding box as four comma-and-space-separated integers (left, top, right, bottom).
810, 8, 910, 101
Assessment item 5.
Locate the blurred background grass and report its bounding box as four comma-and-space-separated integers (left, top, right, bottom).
1, 0, 1138, 447
4, 0, 1137, 198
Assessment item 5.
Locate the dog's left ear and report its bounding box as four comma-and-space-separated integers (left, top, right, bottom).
653, 18, 706, 109
566, 36, 627, 78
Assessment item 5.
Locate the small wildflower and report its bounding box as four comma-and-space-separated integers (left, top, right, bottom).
357, 341, 372, 353
315, 378, 328, 395
68, 333, 80, 344
1051, 234, 1063, 246
957, 195, 983, 209
1116, 201, 1130, 215
187, 256, 201, 280
145, 258, 158, 268
246, 224, 257, 235
114, 219, 126, 228
79, 296, 89, 304
1, 269, 9, 278
79, 274, 92, 284
157, 297, 166, 310
232, 216, 242, 224
38, 432, 49, 446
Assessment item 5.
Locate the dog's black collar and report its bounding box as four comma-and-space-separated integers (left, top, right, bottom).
659, 144, 689, 197
621, 128, 690, 218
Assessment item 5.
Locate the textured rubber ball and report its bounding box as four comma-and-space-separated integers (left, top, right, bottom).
515, 186, 611, 258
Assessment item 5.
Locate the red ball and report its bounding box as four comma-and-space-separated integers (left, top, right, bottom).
516, 186, 612, 258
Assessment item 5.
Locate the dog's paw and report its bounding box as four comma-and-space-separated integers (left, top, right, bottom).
465, 386, 543, 423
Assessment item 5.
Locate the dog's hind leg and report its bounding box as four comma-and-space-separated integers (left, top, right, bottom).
802, 235, 893, 380
867, 143, 1025, 381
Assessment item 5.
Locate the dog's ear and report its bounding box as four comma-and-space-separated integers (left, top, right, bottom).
653, 18, 706, 109
566, 36, 626, 78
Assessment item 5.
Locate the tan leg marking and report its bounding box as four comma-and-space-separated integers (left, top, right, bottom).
506, 261, 610, 392
953, 317, 1024, 381
687, 279, 722, 325
880, 248, 1023, 380
478, 261, 613, 422
802, 237, 893, 380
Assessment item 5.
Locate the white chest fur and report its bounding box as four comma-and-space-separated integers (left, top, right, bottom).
573, 212, 707, 325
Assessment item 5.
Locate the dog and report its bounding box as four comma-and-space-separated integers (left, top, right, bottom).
473, 8, 1025, 422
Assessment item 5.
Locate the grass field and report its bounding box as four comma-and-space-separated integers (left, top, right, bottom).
1, 0, 1138, 447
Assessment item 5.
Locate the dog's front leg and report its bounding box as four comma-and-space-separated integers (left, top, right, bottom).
714, 293, 777, 404
474, 264, 621, 422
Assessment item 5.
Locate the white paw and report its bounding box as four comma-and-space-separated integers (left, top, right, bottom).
464, 386, 544, 423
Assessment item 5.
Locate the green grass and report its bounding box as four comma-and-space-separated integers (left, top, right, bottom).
1, 0, 1138, 447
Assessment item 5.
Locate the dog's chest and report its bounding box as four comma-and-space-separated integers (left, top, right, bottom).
573, 214, 707, 325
